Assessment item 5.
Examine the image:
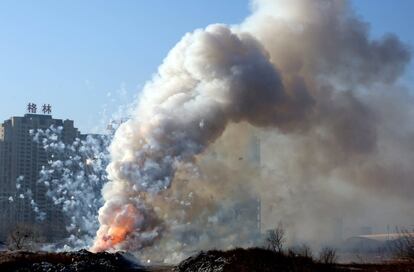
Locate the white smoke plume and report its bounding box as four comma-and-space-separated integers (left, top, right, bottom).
92, 0, 412, 260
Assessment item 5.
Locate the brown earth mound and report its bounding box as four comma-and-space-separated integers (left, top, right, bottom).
175, 247, 414, 272
0, 249, 145, 272
175, 247, 342, 272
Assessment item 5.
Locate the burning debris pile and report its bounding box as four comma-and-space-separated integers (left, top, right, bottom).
0, 250, 145, 272
90, 0, 413, 261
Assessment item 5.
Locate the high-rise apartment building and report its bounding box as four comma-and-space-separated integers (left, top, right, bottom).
0, 113, 80, 241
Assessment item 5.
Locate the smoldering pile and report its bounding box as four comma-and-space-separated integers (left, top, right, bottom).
91, 0, 413, 262
0, 250, 145, 272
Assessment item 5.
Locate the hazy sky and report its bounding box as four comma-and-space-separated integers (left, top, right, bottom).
0, 0, 412, 133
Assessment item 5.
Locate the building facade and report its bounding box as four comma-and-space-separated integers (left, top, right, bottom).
0, 113, 80, 241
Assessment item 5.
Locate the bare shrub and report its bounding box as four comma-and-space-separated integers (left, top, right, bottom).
392, 228, 414, 262
265, 224, 285, 253
297, 243, 313, 259
287, 243, 313, 259
318, 247, 338, 264
7, 224, 43, 251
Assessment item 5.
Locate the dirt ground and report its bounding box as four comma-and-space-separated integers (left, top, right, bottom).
1, 248, 413, 272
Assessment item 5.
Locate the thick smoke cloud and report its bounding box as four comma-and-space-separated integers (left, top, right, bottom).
92, 23, 291, 252
92, 0, 412, 259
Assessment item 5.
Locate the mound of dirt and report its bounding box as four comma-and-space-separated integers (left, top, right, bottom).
175, 247, 414, 272
0, 249, 145, 272
175, 247, 342, 272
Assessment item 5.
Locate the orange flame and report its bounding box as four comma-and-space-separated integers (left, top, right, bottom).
90, 203, 139, 252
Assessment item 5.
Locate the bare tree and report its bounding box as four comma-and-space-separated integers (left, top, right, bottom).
7, 224, 43, 251
392, 228, 414, 262
265, 224, 285, 253
318, 247, 338, 264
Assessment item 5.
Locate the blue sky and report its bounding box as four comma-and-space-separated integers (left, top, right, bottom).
0, 0, 412, 133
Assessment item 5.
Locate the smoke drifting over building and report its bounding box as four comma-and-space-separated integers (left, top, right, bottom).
92, 0, 413, 260
0, 114, 80, 240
